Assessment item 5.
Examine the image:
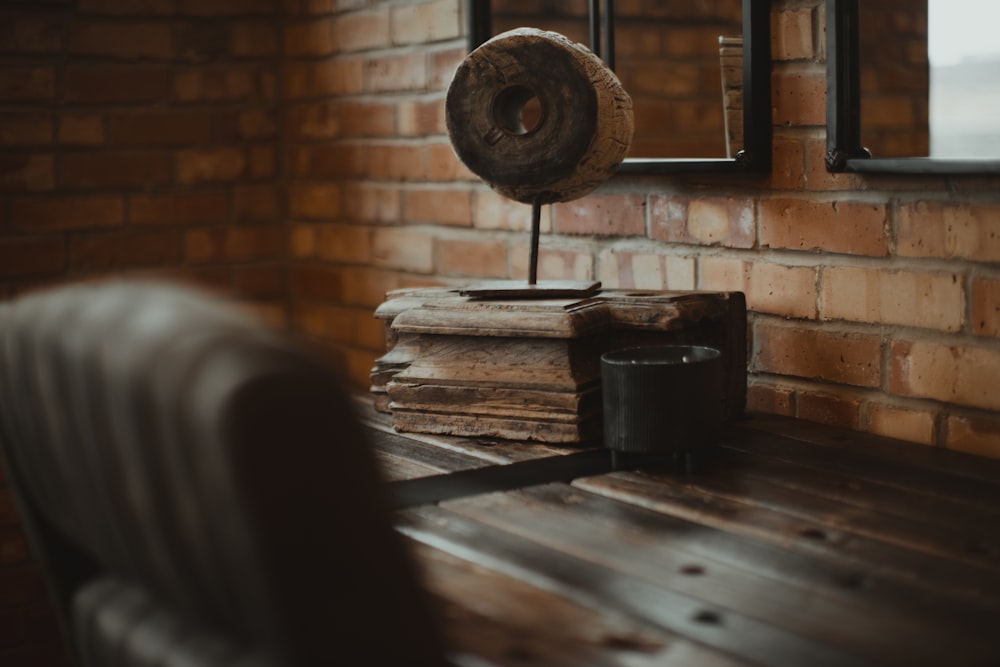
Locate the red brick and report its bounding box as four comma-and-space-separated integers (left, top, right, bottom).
0, 17, 64, 54
0, 238, 65, 278
437, 238, 507, 278
803, 137, 865, 192
390, 0, 460, 45
174, 66, 276, 102
110, 109, 214, 146
285, 102, 339, 139
0, 114, 52, 146
946, 414, 1000, 459
770, 135, 806, 190
336, 8, 391, 52
285, 0, 366, 16
284, 60, 364, 98
760, 197, 889, 256
69, 22, 172, 58
234, 184, 280, 222
474, 188, 550, 232
0, 155, 54, 192
284, 18, 337, 57
772, 66, 825, 127
649, 195, 754, 247
403, 189, 472, 226
897, 201, 1000, 262
176, 149, 247, 184
61, 151, 171, 189
0, 67, 55, 101
553, 194, 646, 237
65, 66, 171, 104
290, 265, 344, 302
77, 0, 174, 13
215, 108, 277, 141
185, 225, 283, 264
169, 21, 228, 60
398, 98, 445, 136
797, 390, 862, 430
232, 265, 285, 299
366, 144, 426, 181
177, 0, 276, 15
248, 146, 275, 179
428, 47, 465, 90
746, 382, 796, 417
341, 183, 401, 224
311, 224, 372, 263
821, 266, 963, 332
12, 195, 123, 230
129, 192, 230, 225
71, 231, 182, 270
339, 266, 405, 307
371, 227, 434, 273
890, 339, 1000, 411
515, 245, 594, 282
427, 142, 475, 181
747, 262, 817, 319
866, 402, 935, 445
972, 277, 1000, 337
754, 322, 882, 388
698, 255, 747, 292
366, 52, 426, 93
57, 114, 103, 145
597, 249, 694, 290
230, 22, 278, 57
339, 101, 395, 137
771, 8, 815, 61
289, 183, 342, 219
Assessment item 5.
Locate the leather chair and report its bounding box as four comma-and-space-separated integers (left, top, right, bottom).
0, 281, 445, 666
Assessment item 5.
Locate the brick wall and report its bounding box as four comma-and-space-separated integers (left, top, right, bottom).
0, 0, 287, 319
0, 1, 287, 663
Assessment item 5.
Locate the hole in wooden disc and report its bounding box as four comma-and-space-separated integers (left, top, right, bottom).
493, 85, 545, 135
680, 564, 705, 576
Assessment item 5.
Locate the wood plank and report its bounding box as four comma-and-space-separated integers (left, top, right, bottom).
409, 541, 753, 667
363, 410, 576, 465
400, 506, 884, 667
715, 445, 1000, 530
574, 470, 1000, 607
724, 423, 1000, 512
435, 484, 1000, 667
739, 414, 1000, 484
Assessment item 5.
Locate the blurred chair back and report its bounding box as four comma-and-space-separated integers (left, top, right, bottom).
0, 281, 444, 666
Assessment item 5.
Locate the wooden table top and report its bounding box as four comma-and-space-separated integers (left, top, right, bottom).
357, 401, 1000, 667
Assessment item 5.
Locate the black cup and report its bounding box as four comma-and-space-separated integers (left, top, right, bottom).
601, 345, 724, 454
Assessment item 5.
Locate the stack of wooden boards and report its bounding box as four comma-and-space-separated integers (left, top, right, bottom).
371, 288, 746, 444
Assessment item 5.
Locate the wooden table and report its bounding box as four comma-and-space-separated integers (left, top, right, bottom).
357, 401, 1000, 667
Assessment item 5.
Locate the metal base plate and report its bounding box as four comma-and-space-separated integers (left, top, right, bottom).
459, 280, 602, 299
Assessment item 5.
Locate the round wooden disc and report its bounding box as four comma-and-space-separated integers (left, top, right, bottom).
446, 28, 634, 204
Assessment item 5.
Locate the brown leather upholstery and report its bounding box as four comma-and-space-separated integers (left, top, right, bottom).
0, 281, 444, 666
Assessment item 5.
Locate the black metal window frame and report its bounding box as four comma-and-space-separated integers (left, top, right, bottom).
826, 0, 1000, 175
467, 0, 772, 175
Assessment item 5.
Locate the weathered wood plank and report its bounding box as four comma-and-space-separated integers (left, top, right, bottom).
715, 444, 1000, 529
726, 421, 1000, 510
409, 541, 753, 667
574, 470, 1000, 606
740, 414, 1000, 484
435, 484, 1000, 667
400, 506, 884, 667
